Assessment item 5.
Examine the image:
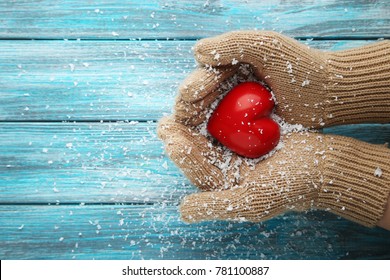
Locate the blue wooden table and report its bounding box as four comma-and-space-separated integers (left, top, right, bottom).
1, 0, 390, 260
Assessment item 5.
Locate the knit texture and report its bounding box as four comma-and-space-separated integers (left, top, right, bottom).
194, 31, 328, 128
175, 65, 239, 126
318, 136, 390, 227
157, 31, 390, 228
157, 117, 390, 227
324, 41, 390, 125
194, 31, 390, 128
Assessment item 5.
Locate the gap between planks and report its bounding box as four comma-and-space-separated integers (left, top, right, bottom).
0, 36, 389, 41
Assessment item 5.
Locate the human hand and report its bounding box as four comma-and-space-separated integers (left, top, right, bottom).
158, 118, 323, 222
176, 31, 329, 129
158, 31, 390, 227
176, 31, 390, 128
158, 117, 389, 227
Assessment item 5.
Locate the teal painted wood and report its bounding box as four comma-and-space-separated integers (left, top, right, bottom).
0, 122, 192, 203
1, 0, 390, 261
324, 124, 390, 144
0, 122, 389, 203
0, 0, 389, 39
0, 40, 192, 121
1, 205, 389, 260
0, 40, 377, 121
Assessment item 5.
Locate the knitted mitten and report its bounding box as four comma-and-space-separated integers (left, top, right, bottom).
181, 31, 390, 128
158, 118, 390, 227
159, 31, 390, 227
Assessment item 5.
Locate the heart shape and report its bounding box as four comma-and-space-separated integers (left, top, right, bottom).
207, 82, 280, 158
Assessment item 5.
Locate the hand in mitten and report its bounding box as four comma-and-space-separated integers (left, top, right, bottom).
158, 118, 390, 227
159, 31, 390, 228
176, 31, 390, 128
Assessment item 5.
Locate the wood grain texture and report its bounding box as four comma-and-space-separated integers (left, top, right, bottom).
0, 0, 389, 39
0, 122, 191, 204
1, 205, 390, 260
0, 40, 376, 121
1, 122, 389, 203
1, 0, 390, 261
0, 40, 192, 121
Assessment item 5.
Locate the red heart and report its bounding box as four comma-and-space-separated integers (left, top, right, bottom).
207, 82, 280, 158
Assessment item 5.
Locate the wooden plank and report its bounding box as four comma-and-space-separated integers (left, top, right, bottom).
324, 124, 390, 144
0, 40, 376, 121
1, 122, 389, 204
0, 40, 193, 121
1, 204, 390, 260
0, 0, 389, 39
0, 122, 192, 204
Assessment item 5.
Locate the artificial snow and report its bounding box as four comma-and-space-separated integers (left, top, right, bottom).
191, 64, 309, 187
374, 167, 383, 177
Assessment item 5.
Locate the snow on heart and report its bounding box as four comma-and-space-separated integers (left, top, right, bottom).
194, 64, 308, 187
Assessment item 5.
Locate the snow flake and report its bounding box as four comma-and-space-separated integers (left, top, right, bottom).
162, 161, 168, 170
301, 79, 310, 87
286, 61, 293, 74
374, 167, 382, 177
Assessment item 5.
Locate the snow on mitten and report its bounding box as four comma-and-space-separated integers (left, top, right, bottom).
158, 31, 390, 227
182, 31, 390, 128
158, 118, 390, 227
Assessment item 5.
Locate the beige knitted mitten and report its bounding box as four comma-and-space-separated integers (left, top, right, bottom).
179, 31, 390, 128
158, 118, 390, 227
159, 31, 390, 227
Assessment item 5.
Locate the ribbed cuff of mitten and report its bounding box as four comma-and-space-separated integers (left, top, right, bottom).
317, 136, 390, 227
325, 41, 390, 126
